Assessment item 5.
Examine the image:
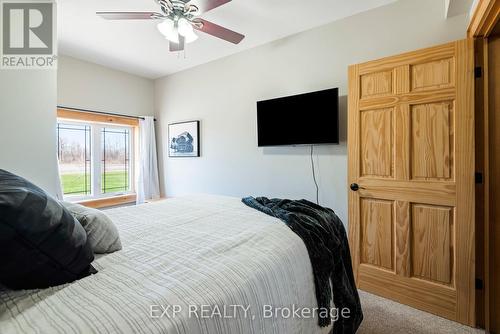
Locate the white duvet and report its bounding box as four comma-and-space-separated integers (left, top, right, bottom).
0, 195, 332, 334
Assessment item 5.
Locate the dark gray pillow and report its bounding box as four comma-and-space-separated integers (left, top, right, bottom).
0, 169, 96, 290
61, 202, 122, 254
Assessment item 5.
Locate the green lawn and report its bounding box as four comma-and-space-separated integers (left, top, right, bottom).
101, 171, 129, 193
61, 171, 129, 195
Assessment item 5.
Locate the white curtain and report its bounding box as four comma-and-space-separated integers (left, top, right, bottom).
137, 116, 160, 204
55, 153, 64, 200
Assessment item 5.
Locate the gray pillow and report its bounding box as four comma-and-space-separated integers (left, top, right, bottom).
61, 201, 122, 254
0, 169, 96, 289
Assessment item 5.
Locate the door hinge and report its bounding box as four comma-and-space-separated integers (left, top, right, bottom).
476, 278, 484, 290
475, 172, 483, 184
475, 66, 482, 78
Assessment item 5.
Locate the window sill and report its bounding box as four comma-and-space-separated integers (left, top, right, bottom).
76, 194, 137, 209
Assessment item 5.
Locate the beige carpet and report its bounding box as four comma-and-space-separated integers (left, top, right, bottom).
357, 290, 484, 334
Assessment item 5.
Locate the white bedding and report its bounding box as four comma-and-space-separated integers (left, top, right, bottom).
0, 195, 332, 334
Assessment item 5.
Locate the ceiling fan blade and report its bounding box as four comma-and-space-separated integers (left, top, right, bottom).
193, 19, 244, 44
185, 0, 231, 14
169, 36, 185, 52
96, 11, 164, 20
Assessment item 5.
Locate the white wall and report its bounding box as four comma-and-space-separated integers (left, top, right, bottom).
155, 0, 469, 224
58, 55, 154, 117
0, 70, 59, 195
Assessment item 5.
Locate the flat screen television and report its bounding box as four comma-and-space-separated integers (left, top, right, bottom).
256, 88, 339, 147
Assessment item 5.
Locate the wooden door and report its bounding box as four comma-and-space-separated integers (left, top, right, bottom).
348, 40, 475, 325
488, 32, 500, 333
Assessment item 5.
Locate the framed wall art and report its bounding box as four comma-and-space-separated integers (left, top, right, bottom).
168, 120, 200, 157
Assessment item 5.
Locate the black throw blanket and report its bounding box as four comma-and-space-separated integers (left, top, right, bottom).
242, 197, 362, 333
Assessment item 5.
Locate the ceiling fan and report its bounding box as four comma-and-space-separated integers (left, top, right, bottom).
96, 0, 245, 52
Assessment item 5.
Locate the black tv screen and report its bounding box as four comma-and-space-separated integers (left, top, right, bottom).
257, 88, 339, 147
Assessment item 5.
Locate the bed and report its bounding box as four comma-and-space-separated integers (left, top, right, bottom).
0, 195, 332, 334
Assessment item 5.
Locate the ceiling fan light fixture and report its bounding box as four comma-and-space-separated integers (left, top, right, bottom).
157, 19, 179, 43
183, 29, 198, 43
98, 0, 245, 52
178, 18, 193, 37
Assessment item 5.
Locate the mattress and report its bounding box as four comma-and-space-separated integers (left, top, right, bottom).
0, 195, 332, 334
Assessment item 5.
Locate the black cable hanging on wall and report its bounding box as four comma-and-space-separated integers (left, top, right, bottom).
310, 145, 319, 205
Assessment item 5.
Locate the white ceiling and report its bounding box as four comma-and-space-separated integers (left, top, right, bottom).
57, 0, 398, 79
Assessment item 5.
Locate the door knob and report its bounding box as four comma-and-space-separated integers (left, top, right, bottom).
350, 183, 361, 191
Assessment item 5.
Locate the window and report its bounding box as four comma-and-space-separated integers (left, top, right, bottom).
101, 127, 131, 194
57, 123, 92, 196
56, 110, 137, 202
